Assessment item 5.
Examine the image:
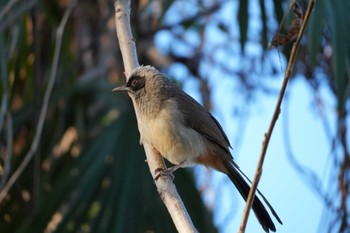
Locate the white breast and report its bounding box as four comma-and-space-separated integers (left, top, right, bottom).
137, 100, 207, 166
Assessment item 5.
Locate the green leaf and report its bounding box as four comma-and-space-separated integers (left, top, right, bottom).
160, 0, 174, 21
272, 0, 284, 26
259, 0, 268, 49
238, 0, 249, 51
218, 22, 228, 33
329, 0, 350, 113
307, 0, 325, 66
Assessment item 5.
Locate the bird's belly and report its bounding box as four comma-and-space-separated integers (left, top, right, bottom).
139, 108, 207, 166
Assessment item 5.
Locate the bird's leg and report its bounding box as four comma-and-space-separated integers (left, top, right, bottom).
154, 162, 183, 181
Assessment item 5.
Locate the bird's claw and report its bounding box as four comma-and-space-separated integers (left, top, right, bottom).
154, 167, 175, 181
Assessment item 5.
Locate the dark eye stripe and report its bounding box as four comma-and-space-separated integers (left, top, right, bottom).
127, 75, 145, 91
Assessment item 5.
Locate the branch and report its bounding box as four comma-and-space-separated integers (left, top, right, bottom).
114, 0, 139, 77
114, 1, 197, 232
238, 0, 315, 232
0, 113, 13, 189
141, 3, 221, 36
0, 1, 76, 204
0, 0, 37, 32
0, 0, 21, 21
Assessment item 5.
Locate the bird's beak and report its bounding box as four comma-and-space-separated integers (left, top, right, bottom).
112, 85, 129, 92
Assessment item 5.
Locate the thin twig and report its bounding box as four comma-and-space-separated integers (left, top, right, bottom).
114, 1, 197, 232
0, 0, 20, 21
0, 113, 13, 189
141, 3, 221, 36
0, 0, 37, 32
0, 1, 76, 204
238, 0, 315, 232
0, 35, 8, 134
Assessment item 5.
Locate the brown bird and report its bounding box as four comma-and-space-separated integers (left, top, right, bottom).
113, 66, 282, 232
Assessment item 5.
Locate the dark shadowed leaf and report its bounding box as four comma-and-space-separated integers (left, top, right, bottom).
307, 0, 325, 66
238, 0, 248, 51
329, 0, 350, 112
259, 0, 268, 49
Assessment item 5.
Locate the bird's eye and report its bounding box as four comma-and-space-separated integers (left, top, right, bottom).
127, 76, 145, 91
131, 79, 138, 87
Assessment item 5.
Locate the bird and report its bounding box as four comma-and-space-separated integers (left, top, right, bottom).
113, 66, 282, 232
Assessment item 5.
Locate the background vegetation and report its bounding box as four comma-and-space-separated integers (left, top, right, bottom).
0, 0, 349, 232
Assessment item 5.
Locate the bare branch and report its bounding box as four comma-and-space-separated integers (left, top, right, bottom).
144, 144, 198, 233
0, 0, 37, 32
238, 0, 315, 232
114, 0, 139, 76
114, 1, 197, 232
141, 3, 221, 36
0, 113, 13, 189
0, 0, 21, 21
0, 1, 76, 204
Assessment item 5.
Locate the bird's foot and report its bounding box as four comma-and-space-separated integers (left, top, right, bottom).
154, 166, 179, 181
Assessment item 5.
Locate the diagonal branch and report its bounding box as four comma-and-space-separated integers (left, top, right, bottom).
0, 1, 76, 204
238, 0, 316, 232
0, 0, 21, 21
114, 1, 197, 232
0, 0, 37, 32
141, 3, 221, 36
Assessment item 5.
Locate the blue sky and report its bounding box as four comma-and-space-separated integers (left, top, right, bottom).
184, 72, 334, 233
177, 63, 343, 233
211, 77, 332, 233
154, 0, 339, 232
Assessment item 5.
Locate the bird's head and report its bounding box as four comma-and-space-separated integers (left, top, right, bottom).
112, 66, 162, 98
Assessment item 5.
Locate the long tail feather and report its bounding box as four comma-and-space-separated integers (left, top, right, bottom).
223, 161, 279, 232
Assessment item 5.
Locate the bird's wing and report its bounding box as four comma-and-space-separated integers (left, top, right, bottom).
173, 88, 232, 155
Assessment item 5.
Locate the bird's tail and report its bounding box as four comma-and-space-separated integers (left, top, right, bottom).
223, 161, 282, 232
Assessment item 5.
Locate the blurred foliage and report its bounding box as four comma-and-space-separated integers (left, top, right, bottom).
0, 0, 349, 232
0, 0, 216, 232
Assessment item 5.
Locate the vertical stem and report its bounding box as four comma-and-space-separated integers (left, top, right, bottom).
114, 0, 139, 77
238, 0, 315, 232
